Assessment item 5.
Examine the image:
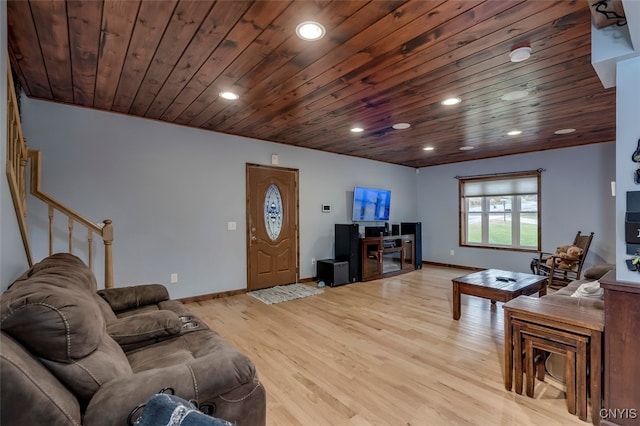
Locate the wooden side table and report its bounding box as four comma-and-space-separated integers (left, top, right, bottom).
503, 296, 604, 425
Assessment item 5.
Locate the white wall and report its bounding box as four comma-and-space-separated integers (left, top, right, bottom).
19, 98, 418, 298
0, 3, 30, 291
615, 55, 640, 283
417, 143, 616, 272
8, 87, 620, 295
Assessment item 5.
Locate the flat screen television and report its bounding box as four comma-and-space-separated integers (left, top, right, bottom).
352, 186, 391, 221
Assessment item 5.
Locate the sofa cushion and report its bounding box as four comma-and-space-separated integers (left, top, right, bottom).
584, 263, 616, 280
40, 335, 133, 404
1, 332, 82, 426
543, 279, 604, 309
126, 329, 239, 373
1, 263, 133, 405
1, 281, 105, 361
106, 310, 182, 348
98, 284, 170, 313
570, 280, 603, 299
11, 253, 98, 294
542, 293, 604, 309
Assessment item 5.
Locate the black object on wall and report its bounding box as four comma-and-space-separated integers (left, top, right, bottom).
626, 191, 640, 257
401, 222, 422, 269
335, 224, 361, 282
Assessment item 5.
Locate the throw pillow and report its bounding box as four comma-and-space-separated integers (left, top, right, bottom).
570, 280, 604, 299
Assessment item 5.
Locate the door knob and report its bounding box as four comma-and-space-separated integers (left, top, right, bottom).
251, 236, 257, 241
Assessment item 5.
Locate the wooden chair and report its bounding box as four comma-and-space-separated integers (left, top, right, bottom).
533, 231, 594, 288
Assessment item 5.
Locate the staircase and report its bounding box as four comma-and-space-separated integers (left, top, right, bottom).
5, 67, 114, 288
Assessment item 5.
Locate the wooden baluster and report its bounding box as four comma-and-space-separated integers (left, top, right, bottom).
102, 219, 114, 289
48, 205, 54, 255
87, 228, 93, 270
68, 217, 74, 253
19, 140, 27, 216
7, 115, 13, 164
19, 156, 27, 219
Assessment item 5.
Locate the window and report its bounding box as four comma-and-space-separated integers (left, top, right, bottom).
459, 171, 541, 251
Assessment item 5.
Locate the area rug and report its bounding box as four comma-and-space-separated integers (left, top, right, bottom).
248, 283, 324, 305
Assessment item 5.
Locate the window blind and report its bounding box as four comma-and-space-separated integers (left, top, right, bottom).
461, 175, 537, 197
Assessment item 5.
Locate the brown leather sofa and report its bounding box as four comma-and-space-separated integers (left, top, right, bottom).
0, 253, 266, 425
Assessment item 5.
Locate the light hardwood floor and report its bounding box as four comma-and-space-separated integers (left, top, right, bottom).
188, 266, 587, 425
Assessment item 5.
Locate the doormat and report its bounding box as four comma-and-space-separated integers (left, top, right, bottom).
248, 283, 324, 305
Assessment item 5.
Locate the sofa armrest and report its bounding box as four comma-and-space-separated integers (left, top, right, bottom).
106, 311, 182, 349
98, 284, 170, 312
83, 352, 264, 426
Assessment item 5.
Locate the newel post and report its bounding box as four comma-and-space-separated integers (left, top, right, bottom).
102, 219, 114, 289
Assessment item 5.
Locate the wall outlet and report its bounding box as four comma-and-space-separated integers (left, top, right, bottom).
450, 250, 455, 256
311, 258, 316, 265
170, 273, 178, 283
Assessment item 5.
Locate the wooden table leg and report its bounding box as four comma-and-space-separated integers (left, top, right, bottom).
576, 340, 588, 421
590, 330, 602, 426
514, 323, 523, 394
525, 338, 535, 397
565, 349, 576, 415
538, 284, 547, 297
453, 281, 461, 320
504, 310, 513, 391
535, 349, 545, 381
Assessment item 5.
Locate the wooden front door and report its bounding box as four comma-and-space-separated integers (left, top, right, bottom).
246, 164, 299, 291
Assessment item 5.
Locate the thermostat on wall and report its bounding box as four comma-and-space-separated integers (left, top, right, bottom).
322, 204, 331, 213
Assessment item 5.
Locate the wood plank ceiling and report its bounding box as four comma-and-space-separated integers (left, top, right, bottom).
7, 0, 617, 168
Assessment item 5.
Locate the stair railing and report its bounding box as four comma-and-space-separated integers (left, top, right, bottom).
28, 150, 114, 288
5, 66, 114, 288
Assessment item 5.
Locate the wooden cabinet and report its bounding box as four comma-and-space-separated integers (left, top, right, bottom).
599, 271, 640, 426
360, 235, 415, 281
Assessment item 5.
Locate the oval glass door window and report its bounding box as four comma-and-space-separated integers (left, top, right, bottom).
264, 184, 283, 240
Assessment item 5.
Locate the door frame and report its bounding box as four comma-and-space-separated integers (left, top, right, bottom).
245, 163, 300, 289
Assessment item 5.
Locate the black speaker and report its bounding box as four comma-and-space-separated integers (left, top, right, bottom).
335, 224, 361, 282
401, 222, 422, 269
391, 224, 400, 236
317, 259, 349, 287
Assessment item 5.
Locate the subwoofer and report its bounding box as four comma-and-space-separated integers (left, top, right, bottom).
400, 222, 422, 269
335, 224, 361, 282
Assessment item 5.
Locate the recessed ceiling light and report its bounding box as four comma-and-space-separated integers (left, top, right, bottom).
423, 146, 434, 151
392, 122, 411, 130
441, 97, 461, 106
350, 127, 364, 133
500, 90, 529, 101
459, 146, 474, 151
296, 21, 326, 41
509, 46, 532, 63
507, 130, 522, 136
219, 91, 239, 100
554, 128, 576, 135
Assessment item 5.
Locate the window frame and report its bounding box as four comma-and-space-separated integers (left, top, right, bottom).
458, 171, 541, 252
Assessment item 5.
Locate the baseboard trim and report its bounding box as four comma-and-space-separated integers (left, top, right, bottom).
178, 288, 246, 304
178, 277, 319, 304
422, 261, 484, 271
181, 269, 491, 303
